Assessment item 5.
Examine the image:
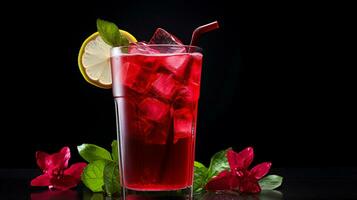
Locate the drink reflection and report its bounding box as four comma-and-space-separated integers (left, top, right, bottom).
82, 190, 283, 200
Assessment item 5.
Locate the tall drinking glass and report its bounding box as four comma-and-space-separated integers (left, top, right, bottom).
110, 45, 202, 198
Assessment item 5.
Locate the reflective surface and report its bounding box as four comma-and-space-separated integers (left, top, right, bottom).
0, 168, 356, 199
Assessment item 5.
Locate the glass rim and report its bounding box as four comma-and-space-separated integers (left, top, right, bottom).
111, 44, 202, 54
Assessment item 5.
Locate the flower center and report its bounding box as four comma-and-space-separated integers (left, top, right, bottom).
234, 168, 244, 177
50, 168, 64, 179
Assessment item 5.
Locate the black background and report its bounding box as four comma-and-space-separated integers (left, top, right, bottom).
1, 1, 354, 168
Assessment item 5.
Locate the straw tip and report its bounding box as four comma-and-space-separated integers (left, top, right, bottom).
190, 21, 220, 46
212, 21, 219, 28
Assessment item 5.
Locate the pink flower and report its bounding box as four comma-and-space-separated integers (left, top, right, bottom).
205, 147, 271, 194
31, 146, 87, 190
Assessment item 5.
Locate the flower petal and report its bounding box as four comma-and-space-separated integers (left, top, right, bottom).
51, 175, 79, 190
50, 146, 71, 170
250, 162, 271, 179
31, 174, 51, 187
64, 162, 87, 180
36, 151, 50, 171
227, 147, 254, 170
205, 170, 239, 191
239, 179, 261, 194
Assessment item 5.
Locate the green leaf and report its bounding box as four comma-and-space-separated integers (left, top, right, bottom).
194, 161, 206, 169
81, 160, 108, 192
120, 37, 129, 47
111, 140, 119, 163
96, 18, 123, 47
77, 144, 112, 163
192, 149, 231, 193
259, 175, 283, 190
206, 149, 230, 180
103, 161, 121, 196
193, 161, 208, 193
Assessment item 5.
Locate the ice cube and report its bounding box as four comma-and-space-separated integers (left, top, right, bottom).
151, 73, 177, 100
125, 54, 159, 71
136, 118, 154, 137
145, 109, 173, 145
128, 42, 160, 54
121, 62, 155, 94
149, 28, 186, 53
138, 98, 170, 122
146, 123, 170, 145
149, 28, 183, 45
188, 53, 203, 84
173, 82, 200, 109
173, 108, 194, 143
160, 54, 191, 80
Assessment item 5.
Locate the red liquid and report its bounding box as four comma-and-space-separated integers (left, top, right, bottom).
111, 52, 202, 191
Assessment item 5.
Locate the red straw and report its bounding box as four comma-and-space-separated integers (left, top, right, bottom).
190, 21, 219, 46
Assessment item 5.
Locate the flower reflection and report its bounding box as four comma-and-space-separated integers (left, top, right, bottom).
198, 190, 283, 200
31, 190, 79, 200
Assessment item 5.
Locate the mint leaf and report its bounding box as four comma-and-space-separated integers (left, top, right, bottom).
111, 140, 119, 163
97, 18, 123, 47
194, 161, 206, 169
77, 144, 112, 162
81, 160, 108, 192
259, 175, 283, 190
206, 149, 230, 180
193, 161, 208, 193
120, 36, 129, 47
103, 161, 120, 196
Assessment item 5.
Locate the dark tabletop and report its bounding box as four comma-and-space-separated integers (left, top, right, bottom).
0, 168, 356, 200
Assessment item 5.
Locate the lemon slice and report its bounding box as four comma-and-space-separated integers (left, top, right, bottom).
78, 31, 137, 89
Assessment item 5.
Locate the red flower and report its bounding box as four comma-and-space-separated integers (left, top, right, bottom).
205, 147, 271, 194
31, 146, 87, 190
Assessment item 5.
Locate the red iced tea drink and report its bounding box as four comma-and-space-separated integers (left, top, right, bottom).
111, 45, 202, 191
